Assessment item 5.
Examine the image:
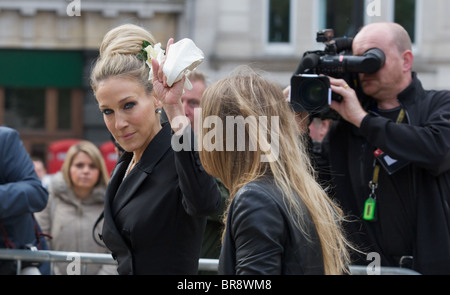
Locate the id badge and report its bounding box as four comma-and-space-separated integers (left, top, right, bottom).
374, 149, 410, 175
363, 197, 377, 222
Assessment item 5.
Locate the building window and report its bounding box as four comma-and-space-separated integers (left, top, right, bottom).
3, 87, 80, 132
4, 88, 46, 129
0, 49, 84, 160
319, 0, 417, 43
0, 86, 83, 160
265, 0, 296, 54
322, 0, 365, 38
268, 0, 291, 43
394, 0, 416, 43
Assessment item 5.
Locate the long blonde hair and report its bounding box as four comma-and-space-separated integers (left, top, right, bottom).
199, 67, 351, 275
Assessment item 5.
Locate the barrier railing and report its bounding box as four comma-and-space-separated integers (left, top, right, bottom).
348, 265, 421, 275
0, 249, 421, 275
0, 248, 117, 275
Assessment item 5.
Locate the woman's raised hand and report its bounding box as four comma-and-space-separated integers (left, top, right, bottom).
152, 38, 190, 133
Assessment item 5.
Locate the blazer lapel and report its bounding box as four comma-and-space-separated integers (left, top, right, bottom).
102, 188, 134, 273
108, 123, 173, 219
101, 158, 129, 243
106, 159, 128, 204
111, 170, 148, 218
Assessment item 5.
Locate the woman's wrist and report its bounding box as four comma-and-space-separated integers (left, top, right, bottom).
164, 104, 190, 133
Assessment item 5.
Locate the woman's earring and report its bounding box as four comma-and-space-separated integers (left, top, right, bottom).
155, 108, 162, 114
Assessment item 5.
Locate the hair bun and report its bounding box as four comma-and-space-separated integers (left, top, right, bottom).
90, 24, 156, 93
99, 24, 156, 58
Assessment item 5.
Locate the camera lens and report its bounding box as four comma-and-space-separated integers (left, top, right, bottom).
290, 75, 331, 113
299, 79, 329, 109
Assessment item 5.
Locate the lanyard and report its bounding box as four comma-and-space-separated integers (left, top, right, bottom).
363, 108, 406, 222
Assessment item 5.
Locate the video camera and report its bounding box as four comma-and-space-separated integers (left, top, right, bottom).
290, 29, 386, 117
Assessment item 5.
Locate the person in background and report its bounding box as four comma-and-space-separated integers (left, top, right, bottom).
90, 24, 220, 275
0, 126, 50, 275
158, 64, 352, 275
318, 22, 450, 274
32, 157, 53, 189
35, 141, 117, 275
181, 70, 207, 133
180, 70, 229, 273
32, 157, 47, 182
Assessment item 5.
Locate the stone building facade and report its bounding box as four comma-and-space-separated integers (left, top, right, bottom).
0, 0, 448, 160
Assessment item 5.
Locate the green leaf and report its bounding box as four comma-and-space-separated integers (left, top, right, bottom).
137, 40, 151, 61
142, 40, 151, 49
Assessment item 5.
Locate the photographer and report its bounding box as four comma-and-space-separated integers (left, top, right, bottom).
308, 22, 450, 275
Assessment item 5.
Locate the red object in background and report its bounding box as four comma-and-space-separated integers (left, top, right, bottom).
47, 139, 82, 174
47, 139, 118, 175
100, 141, 118, 175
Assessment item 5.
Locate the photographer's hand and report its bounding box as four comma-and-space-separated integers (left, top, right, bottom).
329, 77, 368, 128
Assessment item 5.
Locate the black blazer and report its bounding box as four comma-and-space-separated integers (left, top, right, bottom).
101, 124, 220, 275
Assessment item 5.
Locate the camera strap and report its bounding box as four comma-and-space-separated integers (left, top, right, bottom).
363, 108, 406, 222
0, 214, 52, 249
0, 219, 16, 249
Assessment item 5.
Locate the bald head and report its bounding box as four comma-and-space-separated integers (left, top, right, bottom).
355, 22, 412, 54
352, 22, 414, 106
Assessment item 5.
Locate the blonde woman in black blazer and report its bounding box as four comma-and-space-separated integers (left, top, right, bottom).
91, 24, 220, 275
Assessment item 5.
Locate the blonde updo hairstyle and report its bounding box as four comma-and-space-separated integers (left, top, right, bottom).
90, 24, 156, 94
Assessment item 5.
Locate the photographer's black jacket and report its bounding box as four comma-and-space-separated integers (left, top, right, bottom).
320, 73, 450, 275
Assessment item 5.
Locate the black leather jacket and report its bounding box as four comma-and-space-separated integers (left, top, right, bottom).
219, 179, 324, 275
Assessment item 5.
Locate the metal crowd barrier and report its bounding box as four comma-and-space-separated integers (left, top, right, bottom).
0, 248, 117, 275
348, 265, 421, 275
0, 249, 421, 275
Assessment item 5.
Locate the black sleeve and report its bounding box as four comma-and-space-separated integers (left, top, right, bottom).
230, 189, 284, 275
172, 126, 221, 217
359, 98, 450, 176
